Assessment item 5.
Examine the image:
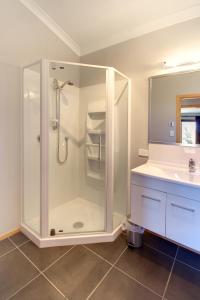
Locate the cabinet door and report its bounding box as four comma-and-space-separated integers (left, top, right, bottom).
131, 185, 166, 236
166, 194, 200, 251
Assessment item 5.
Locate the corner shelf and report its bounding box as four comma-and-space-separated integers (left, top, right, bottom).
88, 155, 105, 162
86, 143, 105, 147
88, 110, 105, 115
86, 106, 106, 181
87, 129, 105, 135
87, 172, 104, 181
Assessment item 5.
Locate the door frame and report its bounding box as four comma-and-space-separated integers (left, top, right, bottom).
176, 93, 200, 143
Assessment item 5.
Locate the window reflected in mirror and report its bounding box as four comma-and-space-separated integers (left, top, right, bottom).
176, 95, 200, 145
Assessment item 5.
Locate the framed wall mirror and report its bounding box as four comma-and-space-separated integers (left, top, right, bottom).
149, 70, 200, 146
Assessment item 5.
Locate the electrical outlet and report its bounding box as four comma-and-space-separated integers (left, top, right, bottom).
138, 149, 149, 157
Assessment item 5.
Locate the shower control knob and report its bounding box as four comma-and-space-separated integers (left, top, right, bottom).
37, 135, 40, 143
51, 119, 59, 130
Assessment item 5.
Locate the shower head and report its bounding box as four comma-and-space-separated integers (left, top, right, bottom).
53, 79, 74, 90
60, 80, 74, 88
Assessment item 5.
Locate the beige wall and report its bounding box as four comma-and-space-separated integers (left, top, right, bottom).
81, 17, 200, 167
0, 62, 20, 236
0, 0, 79, 67
0, 23, 79, 237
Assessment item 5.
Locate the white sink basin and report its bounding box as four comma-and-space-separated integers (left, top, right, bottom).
132, 162, 200, 188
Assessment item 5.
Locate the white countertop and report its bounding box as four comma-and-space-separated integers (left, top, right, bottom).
131, 161, 200, 189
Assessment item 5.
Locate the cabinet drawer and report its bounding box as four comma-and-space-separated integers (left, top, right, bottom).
131, 185, 166, 236
166, 194, 200, 251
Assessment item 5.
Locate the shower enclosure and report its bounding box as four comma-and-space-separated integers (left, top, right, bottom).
21, 60, 130, 247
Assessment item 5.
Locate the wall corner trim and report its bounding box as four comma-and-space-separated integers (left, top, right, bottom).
19, 0, 81, 56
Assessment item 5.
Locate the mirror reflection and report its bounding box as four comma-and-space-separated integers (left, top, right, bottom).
149, 70, 200, 145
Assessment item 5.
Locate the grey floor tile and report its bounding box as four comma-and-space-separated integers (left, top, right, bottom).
0, 238, 15, 256
116, 245, 173, 295
10, 275, 65, 300
176, 247, 200, 270
0, 249, 39, 299
20, 241, 72, 271
90, 267, 161, 300
143, 231, 177, 258
165, 261, 200, 300
10, 232, 29, 246
45, 245, 110, 300
86, 234, 127, 263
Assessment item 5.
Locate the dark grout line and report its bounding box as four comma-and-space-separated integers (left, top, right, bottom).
7, 237, 67, 300
82, 245, 114, 266
162, 246, 179, 300
6, 236, 30, 252
18, 239, 31, 248
114, 265, 163, 298
0, 247, 17, 259
113, 245, 128, 265
4, 236, 182, 300
86, 245, 128, 300
143, 242, 177, 260
175, 258, 200, 272
84, 242, 167, 299
83, 243, 128, 267
145, 241, 200, 273
42, 245, 76, 273
41, 272, 68, 300
6, 273, 41, 300
111, 243, 170, 299
0, 237, 19, 259
8, 236, 30, 248
86, 264, 113, 300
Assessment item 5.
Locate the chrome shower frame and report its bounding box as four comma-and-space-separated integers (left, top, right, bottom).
20, 59, 131, 247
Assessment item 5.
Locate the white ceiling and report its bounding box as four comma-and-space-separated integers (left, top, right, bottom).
0, 0, 200, 66
22, 0, 200, 55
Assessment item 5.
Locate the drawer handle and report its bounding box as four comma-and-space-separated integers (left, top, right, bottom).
171, 203, 195, 213
142, 195, 161, 203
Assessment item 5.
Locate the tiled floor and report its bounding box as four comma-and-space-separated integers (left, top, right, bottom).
0, 231, 200, 300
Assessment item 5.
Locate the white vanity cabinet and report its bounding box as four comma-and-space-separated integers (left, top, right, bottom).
131, 172, 200, 252
131, 185, 166, 236
166, 194, 200, 251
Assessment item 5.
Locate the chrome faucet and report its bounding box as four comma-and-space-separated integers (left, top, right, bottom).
189, 158, 196, 172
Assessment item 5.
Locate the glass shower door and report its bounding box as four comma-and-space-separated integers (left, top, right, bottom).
47, 62, 107, 236
23, 62, 41, 234
113, 71, 129, 229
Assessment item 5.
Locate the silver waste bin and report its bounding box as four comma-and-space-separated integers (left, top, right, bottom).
127, 223, 144, 248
